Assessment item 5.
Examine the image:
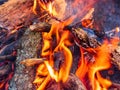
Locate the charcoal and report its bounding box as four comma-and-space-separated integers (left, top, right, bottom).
53, 51, 64, 71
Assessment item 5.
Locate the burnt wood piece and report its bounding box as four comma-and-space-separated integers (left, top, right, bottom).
0, 61, 13, 77
20, 58, 47, 67
0, 40, 17, 89
0, 51, 15, 90
0, 41, 18, 56
70, 28, 101, 48
53, 51, 64, 71
45, 73, 86, 90
0, 61, 14, 90
0, 54, 16, 62
30, 22, 51, 32
0, 27, 25, 50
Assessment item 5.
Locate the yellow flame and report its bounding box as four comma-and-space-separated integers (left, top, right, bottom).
76, 39, 119, 90
33, 0, 57, 16
33, 0, 37, 14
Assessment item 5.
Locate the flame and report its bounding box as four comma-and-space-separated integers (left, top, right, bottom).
33, 0, 57, 16
76, 47, 88, 80
33, 0, 37, 14
42, 22, 73, 82
76, 39, 119, 90
116, 27, 120, 33
33, 16, 74, 89
32, 0, 120, 89
88, 41, 112, 90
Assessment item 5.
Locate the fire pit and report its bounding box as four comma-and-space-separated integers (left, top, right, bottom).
0, 0, 120, 90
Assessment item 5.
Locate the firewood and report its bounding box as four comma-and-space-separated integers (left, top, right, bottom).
112, 82, 120, 89
0, 28, 25, 49
0, 61, 12, 77
70, 28, 101, 48
29, 21, 101, 48
0, 54, 16, 62
53, 51, 64, 71
45, 73, 86, 90
29, 22, 51, 32
21, 58, 47, 67
0, 41, 18, 56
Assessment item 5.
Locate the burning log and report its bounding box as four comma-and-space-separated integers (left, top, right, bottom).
0, 0, 120, 89
30, 21, 120, 90
29, 21, 101, 48
45, 74, 86, 90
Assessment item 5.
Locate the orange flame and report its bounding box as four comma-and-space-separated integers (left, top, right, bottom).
76, 39, 119, 90
76, 47, 88, 80
42, 22, 73, 82
116, 27, 120, 33
32, 0, 119, 90
33, 0, 57, 16
33, 16, 75, 89
33, 0, 37, 14
88, 41, 112, 90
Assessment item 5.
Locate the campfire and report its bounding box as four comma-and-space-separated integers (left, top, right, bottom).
0, 0, 120, 90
